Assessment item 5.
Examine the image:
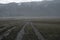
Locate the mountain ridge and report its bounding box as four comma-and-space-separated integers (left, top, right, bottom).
0, 1, 60, 17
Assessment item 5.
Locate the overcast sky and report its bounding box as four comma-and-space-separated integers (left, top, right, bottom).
0, 0, 44, 3
0, 0, 53, 4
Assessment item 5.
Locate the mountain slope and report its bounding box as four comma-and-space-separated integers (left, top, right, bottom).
0, 1, 60, 17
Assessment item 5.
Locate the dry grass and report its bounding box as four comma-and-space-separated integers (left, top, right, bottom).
33, 22, 60, 40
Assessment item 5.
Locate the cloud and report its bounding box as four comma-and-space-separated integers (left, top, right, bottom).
0, 0, 30, 3
0, 0, 44, 3
0, 0, 53, 4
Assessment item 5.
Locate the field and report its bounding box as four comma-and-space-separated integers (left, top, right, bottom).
0, 20, 25, 40
22, 23, 38, 40
0, 19, 60, 40
31, 19, 60, 40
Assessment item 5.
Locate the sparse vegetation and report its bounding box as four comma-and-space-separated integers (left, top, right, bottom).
2, 24, 24, 40
0, 20, 25, 40
23, 24, 38, 40
0, 19, 60, 40
33, 21, 60, 40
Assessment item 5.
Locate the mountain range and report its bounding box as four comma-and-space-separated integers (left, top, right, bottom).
0, 0, 60, 17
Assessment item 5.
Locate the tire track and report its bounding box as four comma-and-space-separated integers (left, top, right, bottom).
22, 23, 39, 40
15, 22, 28, 40
31, 22, 45, 40
0, 27, 16, 40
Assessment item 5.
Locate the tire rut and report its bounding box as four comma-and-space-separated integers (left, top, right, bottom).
15, 22, 28, 40
31, 23, 45, 40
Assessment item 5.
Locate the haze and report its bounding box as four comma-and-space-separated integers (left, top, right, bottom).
0, 0, 54, 4
0, 0, 44, 4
